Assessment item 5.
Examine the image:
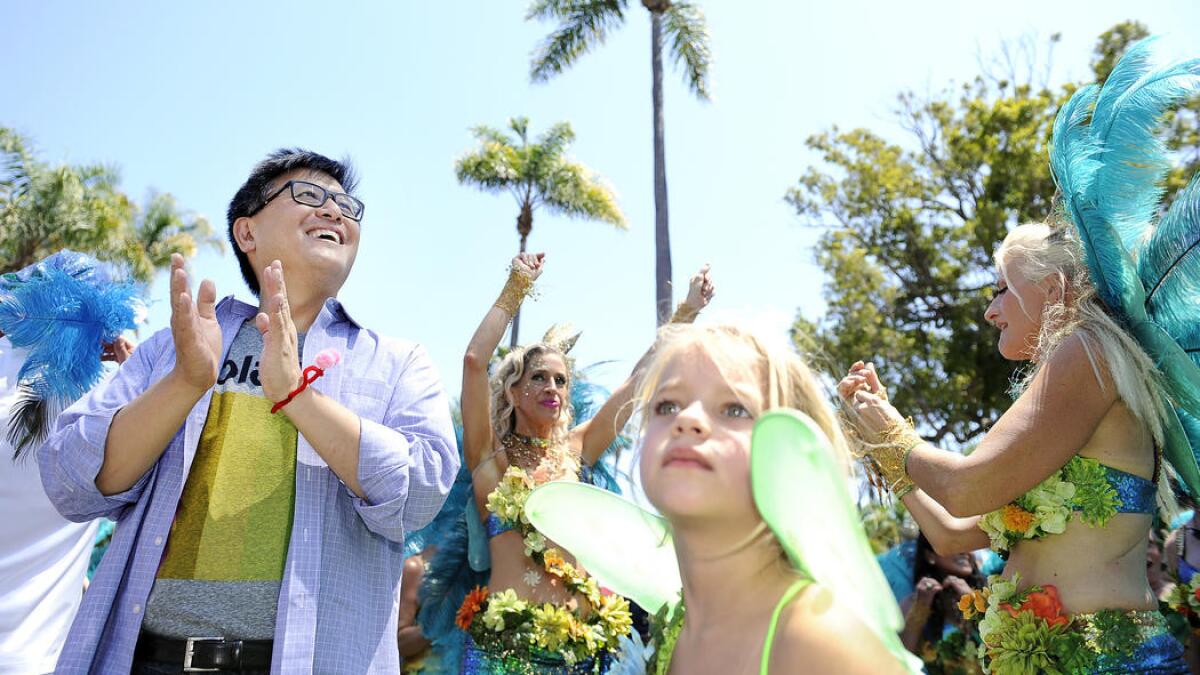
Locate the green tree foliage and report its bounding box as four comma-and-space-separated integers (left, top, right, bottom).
456, 116, 625, 345
527, 0, 711, 325
0, 127, 221, 281
788, 26, 1194, 446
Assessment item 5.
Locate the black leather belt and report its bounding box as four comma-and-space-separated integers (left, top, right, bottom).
135, 632, 273, 672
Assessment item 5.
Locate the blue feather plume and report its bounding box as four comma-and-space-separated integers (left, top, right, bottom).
0, 251, 143, 457
1140, 173, 1200, 352
1049, 82, 1139, 314
1089, 38, 1200, 251
0, 267, 140, 401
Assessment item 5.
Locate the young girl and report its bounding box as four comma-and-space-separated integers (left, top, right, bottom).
635, 324, 910, 674
522, 324, 914, 673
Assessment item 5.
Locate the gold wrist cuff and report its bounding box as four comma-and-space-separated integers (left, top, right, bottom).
494, 267, 534, 317
843, 411, 921, 498
669, 302, 700, 324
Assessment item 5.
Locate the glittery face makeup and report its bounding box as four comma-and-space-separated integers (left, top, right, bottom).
511, 352, 569, 426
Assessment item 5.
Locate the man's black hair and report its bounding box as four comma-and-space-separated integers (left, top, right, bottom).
226, 148, 358, 296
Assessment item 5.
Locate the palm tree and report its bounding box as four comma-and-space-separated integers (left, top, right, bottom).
456, 116, 626, 346
527, 0, 711, 325
0, 127, 222, 282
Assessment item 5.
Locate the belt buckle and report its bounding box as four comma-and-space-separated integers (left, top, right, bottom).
183, 637, 225, 673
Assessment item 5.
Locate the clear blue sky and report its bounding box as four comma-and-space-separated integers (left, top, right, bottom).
4, 1, 1198, 394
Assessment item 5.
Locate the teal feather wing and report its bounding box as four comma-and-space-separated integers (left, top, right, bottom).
1089, 46, 1200, 251
1140, 173, 1200, 352
1049, 83, 1101, 204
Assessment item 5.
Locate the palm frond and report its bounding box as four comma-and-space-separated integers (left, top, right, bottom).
662, 1, 712, 100
541, 158, 627, 227
455, 131, 524, 195
529, 0, 627, 83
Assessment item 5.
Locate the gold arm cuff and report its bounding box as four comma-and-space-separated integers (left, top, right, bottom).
494, 267, 534, 317
669, 302, 700, 324
842, 410, 920, 497
870, 417, 922, 496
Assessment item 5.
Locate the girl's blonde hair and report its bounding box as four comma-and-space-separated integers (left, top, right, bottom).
635, 323, 851, 479
997, 222, 1178, 513
632, 324, 850, 563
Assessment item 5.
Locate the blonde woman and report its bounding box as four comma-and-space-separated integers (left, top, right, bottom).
839, 40, 1200, 671
840, 223, 1189, 673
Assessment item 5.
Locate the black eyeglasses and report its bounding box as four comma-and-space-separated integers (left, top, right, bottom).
258, 180, 365, 222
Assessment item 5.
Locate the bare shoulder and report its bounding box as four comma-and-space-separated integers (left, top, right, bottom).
1036, 332, 1117, 401
768, 584, 906, 675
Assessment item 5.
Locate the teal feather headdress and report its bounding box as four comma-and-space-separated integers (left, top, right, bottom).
1049, 37, 1200, 495
0, 250, 144, 459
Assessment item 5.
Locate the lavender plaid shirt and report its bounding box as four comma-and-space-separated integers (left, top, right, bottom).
38, 296, 458, 674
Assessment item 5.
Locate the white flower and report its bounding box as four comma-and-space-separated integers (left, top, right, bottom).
523, 569, 543, 587
523, 531, 547, 556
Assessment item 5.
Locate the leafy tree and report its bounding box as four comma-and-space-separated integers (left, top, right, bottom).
788, 26, 1194, 446
456, 116, 625, 346
0, 127, 220, 281
527, 0, 711, 325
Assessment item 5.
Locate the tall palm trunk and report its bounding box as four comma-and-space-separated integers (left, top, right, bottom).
511, 202, 534, 348
649, 9, 672, 326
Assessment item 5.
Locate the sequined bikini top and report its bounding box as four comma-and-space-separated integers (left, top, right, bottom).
978, 455, 1157, 554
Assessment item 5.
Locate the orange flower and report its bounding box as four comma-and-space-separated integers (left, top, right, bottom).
974, 589, 988, 614
543, 549, 565, 568
958, 593, 976, 619
456, 585, 489, 630
1008, 585, 1069, 627
1000, 504, 1035, 533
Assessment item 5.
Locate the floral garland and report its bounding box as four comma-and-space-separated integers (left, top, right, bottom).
455, 465, 633, 665
1163, 573, 1200, 637
960, 574, 1143, 674
977, 457, 1122, 553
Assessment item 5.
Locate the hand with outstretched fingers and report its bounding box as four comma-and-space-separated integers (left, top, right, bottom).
255, 260, 303, 404
168, 253, 222, 392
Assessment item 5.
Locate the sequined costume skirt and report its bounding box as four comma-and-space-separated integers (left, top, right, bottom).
969, 574, 1187, 674
461, 633, 608, 674
1077, 609, 1187, 674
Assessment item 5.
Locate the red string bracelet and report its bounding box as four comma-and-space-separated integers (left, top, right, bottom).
271, 349, 342, 414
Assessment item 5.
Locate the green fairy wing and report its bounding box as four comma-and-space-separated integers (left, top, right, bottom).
752, 409, 923, 673
524, 480, 682, 615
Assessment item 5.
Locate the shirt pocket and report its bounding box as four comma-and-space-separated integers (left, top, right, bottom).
339, 378, 391, 423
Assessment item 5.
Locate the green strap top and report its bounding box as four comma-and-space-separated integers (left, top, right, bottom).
657, 578, 811, 675
759, 579, 811, 675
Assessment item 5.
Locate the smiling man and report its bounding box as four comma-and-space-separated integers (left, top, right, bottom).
39, 149, 458, 674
